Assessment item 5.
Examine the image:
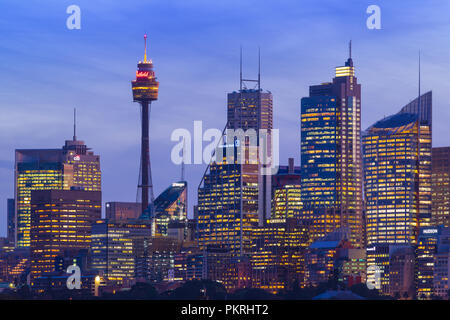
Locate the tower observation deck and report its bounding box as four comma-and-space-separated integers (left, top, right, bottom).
131, 34, 159, 215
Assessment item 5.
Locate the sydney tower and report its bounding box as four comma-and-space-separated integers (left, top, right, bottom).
131, 34, 159, 215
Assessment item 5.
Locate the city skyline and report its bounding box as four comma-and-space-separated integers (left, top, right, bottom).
3, 0, 450, 238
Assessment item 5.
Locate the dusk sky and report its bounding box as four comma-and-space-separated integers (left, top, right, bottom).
1, 0, 450, 236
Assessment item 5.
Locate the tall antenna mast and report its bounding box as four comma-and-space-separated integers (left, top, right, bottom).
144, 34, 148, 63
73, 108, 77, 141
240, 46, 243, 91
258, 47, 261, 91
418, 50, 421, 115
181, 138, 186, 181
415, 50, 422, 240
349, 40, 352, 59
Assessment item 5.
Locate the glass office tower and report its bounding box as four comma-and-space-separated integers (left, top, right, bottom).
15, 137, 101, 247
363, 92, 432, 246
198, 84, 273, 256
300, 47, 363, 247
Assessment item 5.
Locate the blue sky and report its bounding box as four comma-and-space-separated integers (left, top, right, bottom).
1, 0, 450, 236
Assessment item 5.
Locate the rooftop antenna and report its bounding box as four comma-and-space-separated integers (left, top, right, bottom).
258, 47, 261, 91
181, 138, 186, 181
240, 46, 243, 91
240, 47, 260, 90
418, 50, 421, 111
416, 50, 422, 240
349, 40, 352, 59
144, 34, 148, 63
73, 108, 77, 141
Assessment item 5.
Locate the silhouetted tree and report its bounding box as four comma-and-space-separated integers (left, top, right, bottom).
349, 283, 391, 300
229, 288, 277, 300
167, 279, 227, 300
127, 282, 159, 300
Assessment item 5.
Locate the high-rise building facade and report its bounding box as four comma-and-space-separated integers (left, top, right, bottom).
432, 147, 450, 227
416, 226, 443, 298
362, 92, 432, 246
198, 68, 274, 256
15, 137, 101, 247
198, 156, 259, 255
363, 113, 420, 245
399, 92, 432, 228
29, 189, 101, 281
272, 185, 302, 220
300, 46, 363, 247
91, 220, 151, 287
227, 87, 274, 225
271, 158, 301, 220
251, 218, 309, 293
15, 149, 63, 248
363, 92, 432, 297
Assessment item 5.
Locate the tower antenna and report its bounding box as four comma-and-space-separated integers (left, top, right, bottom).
419, 50, 421, 105
73, 108, 77, 141
144, 34, 148, 63
349, 40, 352, 59
240, 46, 243, 91
181, 138, 186, 181
258, 47, 261, 91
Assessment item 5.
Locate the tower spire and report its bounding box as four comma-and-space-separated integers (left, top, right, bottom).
258, 47, 261, 91
240, 46, 243, 91
73, 108, 77, 141
418, 50, 421, 121
144, 34, 148, 63
349, 40, 352, 59
181, 138, 186, 181
419, 50, 421, 99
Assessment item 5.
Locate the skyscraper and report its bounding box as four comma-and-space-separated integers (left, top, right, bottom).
91, 219, 152, 287
416, 226, 444, 298
15, 133, 101, 248
300, 42, 363, 247
362, 92, 432, 246
399, 91, 433, 228
251, 218, 309, 293
198, 145, 262, 255
431, 147, 450, 227
29, 189, 101, 281
363, 113, 420, 245
198, 51, 273, 256
271, 158, 301, 220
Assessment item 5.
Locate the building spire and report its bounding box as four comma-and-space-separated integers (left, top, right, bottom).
181, 137, 186, 182
73, 108, 77, 141
418, 50, 421, 120
419, 50, 421, 98
258, 46, 261, 91
240, 46, 243, 91
349, 40, 352, 59
144, 34, 148, 62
